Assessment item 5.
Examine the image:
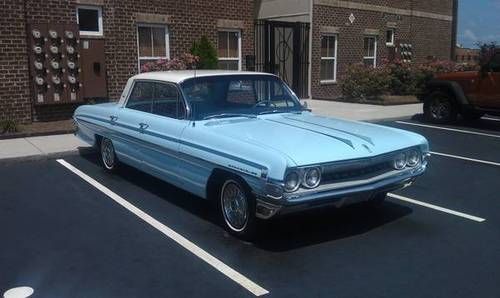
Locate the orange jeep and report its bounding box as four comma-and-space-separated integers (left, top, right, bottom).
422, 49, 500, 123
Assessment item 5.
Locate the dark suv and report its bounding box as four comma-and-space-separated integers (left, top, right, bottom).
422, 49, 500, 123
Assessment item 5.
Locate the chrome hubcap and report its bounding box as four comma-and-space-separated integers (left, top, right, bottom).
430, 98, 450, 120
101, 138, 115, 169
221, 181, 248, 232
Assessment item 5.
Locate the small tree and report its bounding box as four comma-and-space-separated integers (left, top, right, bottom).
477, 42, 498, 67
190, 36, 218, 69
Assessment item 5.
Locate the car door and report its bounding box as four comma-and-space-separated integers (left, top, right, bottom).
477, 52, 500, 108
138, 81, 189, 188
112, 80, 155, 167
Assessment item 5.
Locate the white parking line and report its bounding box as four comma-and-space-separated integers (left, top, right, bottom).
56, 159, 269, 297
430, 151, 500, 167
483, 117, 500, 122
387, 193, 486, 223
396, 121, 500, 139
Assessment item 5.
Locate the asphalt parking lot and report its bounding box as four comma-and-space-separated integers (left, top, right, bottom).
1, 116, 500, 298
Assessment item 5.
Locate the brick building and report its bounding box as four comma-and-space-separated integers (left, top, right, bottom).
0, 0, 457, 124
455, 47, 480, 66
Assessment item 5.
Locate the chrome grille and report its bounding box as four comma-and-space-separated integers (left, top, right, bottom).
321, 161, 392, 184
319, 152, 398, 185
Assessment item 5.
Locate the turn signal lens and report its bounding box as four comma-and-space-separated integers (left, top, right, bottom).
284, 171, 300, 192
303, 167, 321, 189
393, 153, 407, 170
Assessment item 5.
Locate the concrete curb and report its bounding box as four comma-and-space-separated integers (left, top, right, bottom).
363, 115, 415, 123
0, 147, 95, 165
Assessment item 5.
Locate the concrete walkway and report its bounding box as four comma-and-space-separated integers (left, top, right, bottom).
0, 101, 422, 163
0, 134, 91, 163
306, 99, 422, 122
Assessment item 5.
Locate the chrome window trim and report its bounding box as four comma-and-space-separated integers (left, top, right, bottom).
123, 79, 191, 120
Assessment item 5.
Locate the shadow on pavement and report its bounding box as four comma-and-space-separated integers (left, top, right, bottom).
81, 153, 413, 251
253, 202, 412, 252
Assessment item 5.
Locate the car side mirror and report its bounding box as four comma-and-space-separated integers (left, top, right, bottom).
302, 101, 308, 109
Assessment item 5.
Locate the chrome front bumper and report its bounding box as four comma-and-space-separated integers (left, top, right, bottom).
255, 164, 426, 219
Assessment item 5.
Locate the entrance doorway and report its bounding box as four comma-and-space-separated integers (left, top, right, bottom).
255, 20, 310, 98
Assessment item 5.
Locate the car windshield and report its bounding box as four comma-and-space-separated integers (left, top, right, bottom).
180, 75, 303, 120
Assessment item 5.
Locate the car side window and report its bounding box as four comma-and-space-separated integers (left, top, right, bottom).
127, 81, 154, 113
153, 83, 186, 119
489, 53, 500, 72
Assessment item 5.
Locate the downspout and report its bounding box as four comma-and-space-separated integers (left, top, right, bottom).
308, 0, 313, 100
451, 0, 458, 60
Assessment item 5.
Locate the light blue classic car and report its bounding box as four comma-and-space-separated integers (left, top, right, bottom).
74, 70, 429, 238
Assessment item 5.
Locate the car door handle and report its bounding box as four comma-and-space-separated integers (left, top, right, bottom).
139, 123, 149, 130
109, 115, 118, 123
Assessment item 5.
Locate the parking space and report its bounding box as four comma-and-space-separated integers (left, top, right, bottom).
1, 117, 500, 297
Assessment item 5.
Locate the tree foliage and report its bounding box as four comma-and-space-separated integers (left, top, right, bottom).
190, 36, 218, 69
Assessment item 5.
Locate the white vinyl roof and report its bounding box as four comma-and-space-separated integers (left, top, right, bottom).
117, 70, 278, 105
131, 70, 276, 84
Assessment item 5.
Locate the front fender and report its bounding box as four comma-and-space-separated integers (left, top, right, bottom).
425, 80, 470, 107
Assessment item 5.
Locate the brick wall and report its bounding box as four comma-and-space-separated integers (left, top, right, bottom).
1, 0, 254, 123
311, 1, 454, 100
0, 0, 30, 124
103, 0, 255, 101
1, 0, 454, 122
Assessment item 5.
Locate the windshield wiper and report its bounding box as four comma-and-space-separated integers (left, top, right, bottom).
203, 113, 257, 120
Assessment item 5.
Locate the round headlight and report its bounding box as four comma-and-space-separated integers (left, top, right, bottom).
284, 171, 300, 192
406, 150, 420, 167
393, 153, 407, 170
303, 167, 321, 189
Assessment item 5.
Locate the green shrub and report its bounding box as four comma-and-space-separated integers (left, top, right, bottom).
385, 61, 419, 95
0, 119, 18, 134
190, 36, 218, 69
341, 64, 391, 100
342, 60, 466, 100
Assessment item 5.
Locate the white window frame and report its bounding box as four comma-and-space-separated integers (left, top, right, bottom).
320, 34, 338, 84
218, 29, 242, 71
363, 36, 378, 68
136, 24, 170, 73
386, 29, 395, 47
76, 5, 103, 36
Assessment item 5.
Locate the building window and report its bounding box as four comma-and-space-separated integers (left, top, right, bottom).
137, 24, 169, 71
76, 6, 103, 36
320, 35, 337, 82
386, 29, 395, 46
218, 30, 241, 70
363, 36, 377, 68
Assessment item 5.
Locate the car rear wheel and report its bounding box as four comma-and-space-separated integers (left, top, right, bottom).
424, 91, 458, 124
218, 177, 257, 240
100, 137, 118, 171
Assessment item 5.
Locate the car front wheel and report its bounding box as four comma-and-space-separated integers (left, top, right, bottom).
424, 91, 457, 124
100, 137, 118, 171
219, 178, 257, 240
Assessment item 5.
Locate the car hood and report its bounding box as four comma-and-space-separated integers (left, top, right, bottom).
202, 112, 427, 166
